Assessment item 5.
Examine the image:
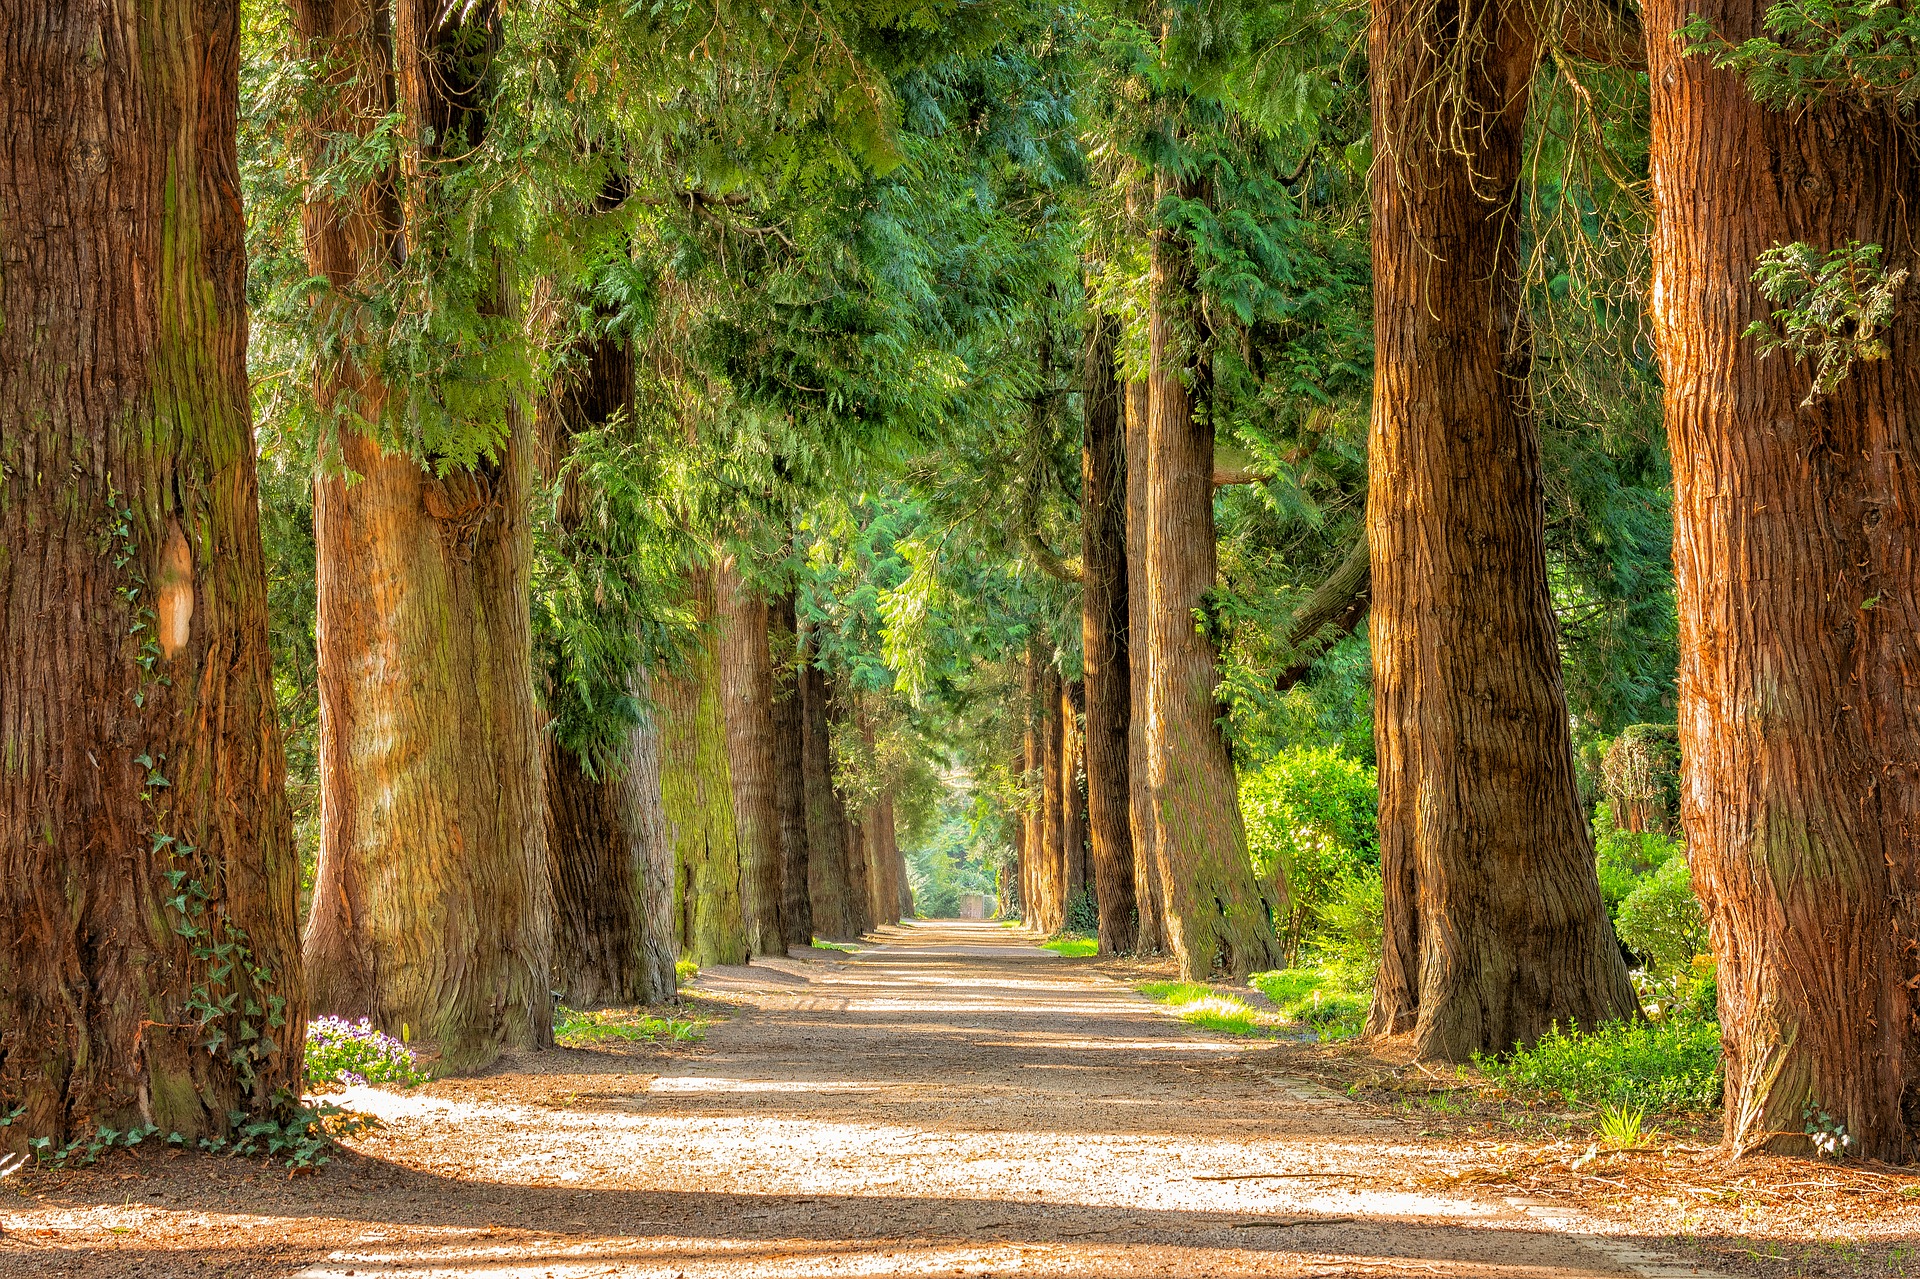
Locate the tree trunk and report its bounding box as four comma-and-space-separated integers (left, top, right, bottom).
770, 593, 812, 950
1144, 176, 1285, 980
800, 636, 856, 939
1645, 0, 1920, 1159
659, 569, 747, 968
1365, 0, 1636, 1057
716, 557, 787, 957
0, 0, 306, 1143
295, 0, 551, 1073
1063, 678, 1089, 906
1124, 378, 1166, 955
543, 695, 675, 1006
1037, 662, 1065, 935
1082, 316, 1138, 954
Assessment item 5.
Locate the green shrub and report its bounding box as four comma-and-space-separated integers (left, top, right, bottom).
1317, 867, 1384, 973
1474, 1017, 1723, 1113
1250, 965, 1369, 1039
1617, 854, 1708, 975
1241, 747, 1378, 960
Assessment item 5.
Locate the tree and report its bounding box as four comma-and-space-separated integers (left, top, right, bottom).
1646, 0, 1920, 1158
0, 0, 305, 1141
1081, 315, 1138, 953
1364, 0, 1636, 1056
1144, 171, 1286, 978
717, 556, 788, 956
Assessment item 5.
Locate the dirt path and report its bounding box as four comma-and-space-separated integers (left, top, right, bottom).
3, 920, 1726, 1278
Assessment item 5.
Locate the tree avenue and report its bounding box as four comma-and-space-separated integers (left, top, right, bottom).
5, 0, 1918, 1180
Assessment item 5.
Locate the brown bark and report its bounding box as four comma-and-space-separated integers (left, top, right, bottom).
1364, 0, 1636, 1057
1645, 0, 1920, 1159
716, 558, 787, 957
1062, 678, 1089, 904
1082, 316, 1139, 953
0, 0, 306, 1142
299, 0, 551, 1072
800, 636, 857, 940
1124, 379, 1166, 955
1144, 174, 1285, 980
658, 569, 747, 968
769, 594, 812, 950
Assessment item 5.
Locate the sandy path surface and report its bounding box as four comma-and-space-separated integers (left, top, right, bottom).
2, 920, 1724, 1278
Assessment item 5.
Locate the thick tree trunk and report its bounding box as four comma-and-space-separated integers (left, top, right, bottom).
1645, 0, 1920, 1159
1124, 378, 1166, 955
1037, 662, 1066, 934
1063, 678, 1089, 905
1082, 316, 1138, 953
543, 699, 675, 1006
717, 558, 787, 956
0, 0, 305, 1143
1365, 0, 1636, 1057
659, 569, 747, 968
296, 0, 551, 1073
1144, 177, 1285, 980
800, 636, 856, 939
769, 594, 812, 950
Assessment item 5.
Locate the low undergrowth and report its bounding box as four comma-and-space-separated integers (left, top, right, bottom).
1249, 965, 1369, 1040
1473, 1016, 1723, 1114
1136, 981, 1274, 1036
1041, 934, 1097, 957
554, 1005, 706, 1046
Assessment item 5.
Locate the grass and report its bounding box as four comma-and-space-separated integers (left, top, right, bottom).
1041, 935, 1097, 957
1135, 981, 1274, 1037
554, 1006, 705, 1047
1248, 965, 1370, 1040
1473, 1016, 1723, 1113
810, 938, 859, 953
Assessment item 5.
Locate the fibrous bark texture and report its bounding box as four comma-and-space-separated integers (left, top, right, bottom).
800, 638, 857, 939
717, 558, 787, 956
770, 594, 812, 950
659, 569, 747, 968
1365, 0, 1636, 1058
1124, 379, 1165, 954
0, 0, 305, 1142
1082, 316, 1138, 954
1144, 177, 1285, 980
1646, 0, 1920, 1159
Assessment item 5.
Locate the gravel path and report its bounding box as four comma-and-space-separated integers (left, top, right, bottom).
2, 919, 1704, 1278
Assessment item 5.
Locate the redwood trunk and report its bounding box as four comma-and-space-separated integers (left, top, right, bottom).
1082, 316, 1138, 953
770, 593, 812, 949
659, 568, 747, 967
800, 637, 857, 939
1124, 378, 1166, 954
0, 0, 306, 1142
1144, 177, 1284, 979
717, 558, 787, 956
1365, 0, 1636, 1056
1646, 0, 1920, 1159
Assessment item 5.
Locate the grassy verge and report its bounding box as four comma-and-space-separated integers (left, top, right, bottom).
554, 1005, 706, 1047
1249, 965, 1369, 1040
1135, 981, 1276, 1036
1041, 935, 1096, 957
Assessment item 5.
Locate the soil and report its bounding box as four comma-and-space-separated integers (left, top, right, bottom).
2, 920, 1913, 1278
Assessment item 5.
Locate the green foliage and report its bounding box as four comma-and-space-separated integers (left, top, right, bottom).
1240, 746, 1377, 959
1475, 1018, 1724, 1113
1617, 856, 1710, 977
1684, 0, 1920, 112
1249, 965, 1369, 1039
1744, 240, 1908, 405
553, 1007, 705, 1046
